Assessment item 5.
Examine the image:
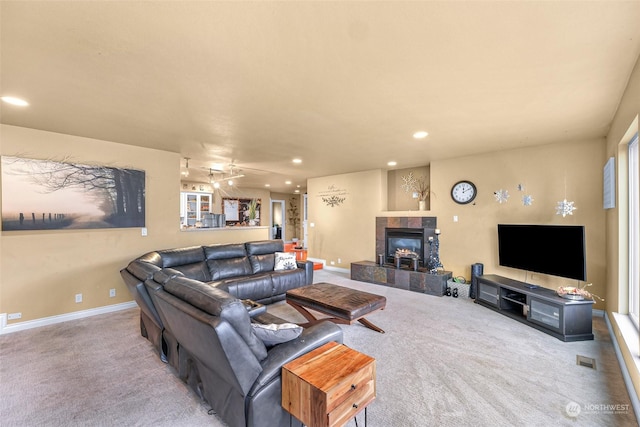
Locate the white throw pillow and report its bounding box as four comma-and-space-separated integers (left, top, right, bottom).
251, 323, 303, 346
274, 252, 297, 271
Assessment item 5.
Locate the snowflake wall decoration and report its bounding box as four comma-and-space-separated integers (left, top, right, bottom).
401, 172, 418, 193
556, 199, 577, 217
522, 195, 534, 206
494, 189, 509, 203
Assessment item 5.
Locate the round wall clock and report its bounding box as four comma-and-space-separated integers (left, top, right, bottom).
451, 180, 477, 204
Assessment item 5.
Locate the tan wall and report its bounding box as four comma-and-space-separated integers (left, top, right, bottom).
307, 169, 386, 268
604, 52, 640, 398
387, 165, 430, 211
0, 125, 268, 323
308, 139, 606, 304
431, 138, 606, 306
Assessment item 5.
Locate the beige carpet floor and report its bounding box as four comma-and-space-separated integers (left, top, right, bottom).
0, 269, 636, 426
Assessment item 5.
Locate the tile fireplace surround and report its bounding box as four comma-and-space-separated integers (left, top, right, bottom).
350, 216, 452, 296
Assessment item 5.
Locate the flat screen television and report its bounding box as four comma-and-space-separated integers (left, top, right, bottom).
497, 224, 586, 281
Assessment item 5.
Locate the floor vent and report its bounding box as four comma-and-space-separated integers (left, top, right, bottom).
576, 355, 597, 370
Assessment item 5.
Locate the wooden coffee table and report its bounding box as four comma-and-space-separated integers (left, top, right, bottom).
285, 282, 386, 333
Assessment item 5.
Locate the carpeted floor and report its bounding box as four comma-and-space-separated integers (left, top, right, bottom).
0, 269, 636, 426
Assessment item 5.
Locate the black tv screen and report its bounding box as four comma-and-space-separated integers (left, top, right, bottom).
497, 224, 586, 281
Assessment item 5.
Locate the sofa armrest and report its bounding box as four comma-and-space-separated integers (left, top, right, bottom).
296, 260, 314, 285
249, 321, 343, 394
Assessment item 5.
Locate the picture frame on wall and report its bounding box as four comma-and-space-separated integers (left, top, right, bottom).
222, 197, 260, 225
1, 155, 146, 231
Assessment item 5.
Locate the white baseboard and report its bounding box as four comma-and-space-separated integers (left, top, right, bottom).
0, 301, 137, 335
323, 266, 350, 274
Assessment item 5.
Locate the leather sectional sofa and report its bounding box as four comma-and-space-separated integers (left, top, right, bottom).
120, 239, 343, 427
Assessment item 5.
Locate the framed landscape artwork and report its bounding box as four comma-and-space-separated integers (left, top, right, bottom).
1, 156, 145, 231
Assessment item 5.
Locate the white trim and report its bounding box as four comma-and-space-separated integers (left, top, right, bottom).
0, 301, 137, 335
323, 266, 350, 274
607, 312, 640, 420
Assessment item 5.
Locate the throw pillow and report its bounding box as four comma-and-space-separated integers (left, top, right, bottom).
274, 252, 297, 271
251, 323, 303, 346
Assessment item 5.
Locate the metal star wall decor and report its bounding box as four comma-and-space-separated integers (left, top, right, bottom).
556, 199, 577, 217
522, 195, 534, 206
494, 189, 509, 204
401, 172, 417, 194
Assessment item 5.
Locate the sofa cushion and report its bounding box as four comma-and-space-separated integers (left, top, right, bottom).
250, 323, 302, 347
222, 273, 274, 301
271, 269, 307, 296
163, 276, 267, 361
204, 243, 248, 260
204, 243, 253, 280
248, 253, 276, 274
245, 240, 284, 255
246, 240, 283, 274
274, 252, 297, 271
207, 257, 253, 281
159, 246, 205, 267
157, 247, 209, 281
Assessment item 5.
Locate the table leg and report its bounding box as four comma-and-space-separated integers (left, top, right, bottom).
357, 318, 385, 334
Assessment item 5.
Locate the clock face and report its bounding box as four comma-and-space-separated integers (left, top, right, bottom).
451, 181, 477, 204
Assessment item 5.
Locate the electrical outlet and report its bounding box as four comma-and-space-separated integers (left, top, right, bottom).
109, 289, 116, 298
141, 227, 148, 236
453, 215, 459, 222
338, 258, 341, 264
75, 293, 82, 303
330, 261, 335, 265
8, 312, 21, 320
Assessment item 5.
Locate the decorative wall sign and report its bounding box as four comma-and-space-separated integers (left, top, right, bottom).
1, 156, 145, 231
318, 184, 347, 207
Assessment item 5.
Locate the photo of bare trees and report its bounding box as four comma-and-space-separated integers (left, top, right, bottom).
1, 156, 145, 231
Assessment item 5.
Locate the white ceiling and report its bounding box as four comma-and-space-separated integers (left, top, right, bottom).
2, 1, 640, 194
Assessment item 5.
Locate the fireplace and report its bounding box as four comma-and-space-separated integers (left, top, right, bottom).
385, 228, 425, 265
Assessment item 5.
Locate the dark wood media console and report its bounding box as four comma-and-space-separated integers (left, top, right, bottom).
476, 274, 594, 342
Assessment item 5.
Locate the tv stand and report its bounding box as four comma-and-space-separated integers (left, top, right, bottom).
476, 274, 594, 342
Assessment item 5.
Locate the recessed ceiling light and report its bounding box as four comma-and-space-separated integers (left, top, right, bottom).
285, 181, 292, 185
1, 96, 29, 106
292, 158, 302, 164
265, 184, 271, 187
413, 131, 428, 139
387, 161, 397, 167
294, 189, 300, 193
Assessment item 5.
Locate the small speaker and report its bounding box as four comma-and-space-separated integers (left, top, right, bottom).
470, 263, 483, 299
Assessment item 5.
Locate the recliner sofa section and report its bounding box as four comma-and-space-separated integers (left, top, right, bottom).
145, 270, 343, 427
120, 239, 313, 362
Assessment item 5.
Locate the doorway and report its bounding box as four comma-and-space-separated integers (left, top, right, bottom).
271, 199, 285, 240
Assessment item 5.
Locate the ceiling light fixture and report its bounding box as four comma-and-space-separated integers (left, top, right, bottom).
208, 168, 244, 185
183, 157, 190, 177
285, 181, 292, 185
387, 161, 397, 167
1, 96, 29, 106
413, 131, 429, 139
293, 158, 302, 164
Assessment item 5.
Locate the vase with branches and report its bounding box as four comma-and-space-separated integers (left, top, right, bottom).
287, 198, 301, 242
247, 199, 258, 225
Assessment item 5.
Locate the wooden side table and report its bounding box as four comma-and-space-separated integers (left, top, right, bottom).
282, 342, 376, 427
